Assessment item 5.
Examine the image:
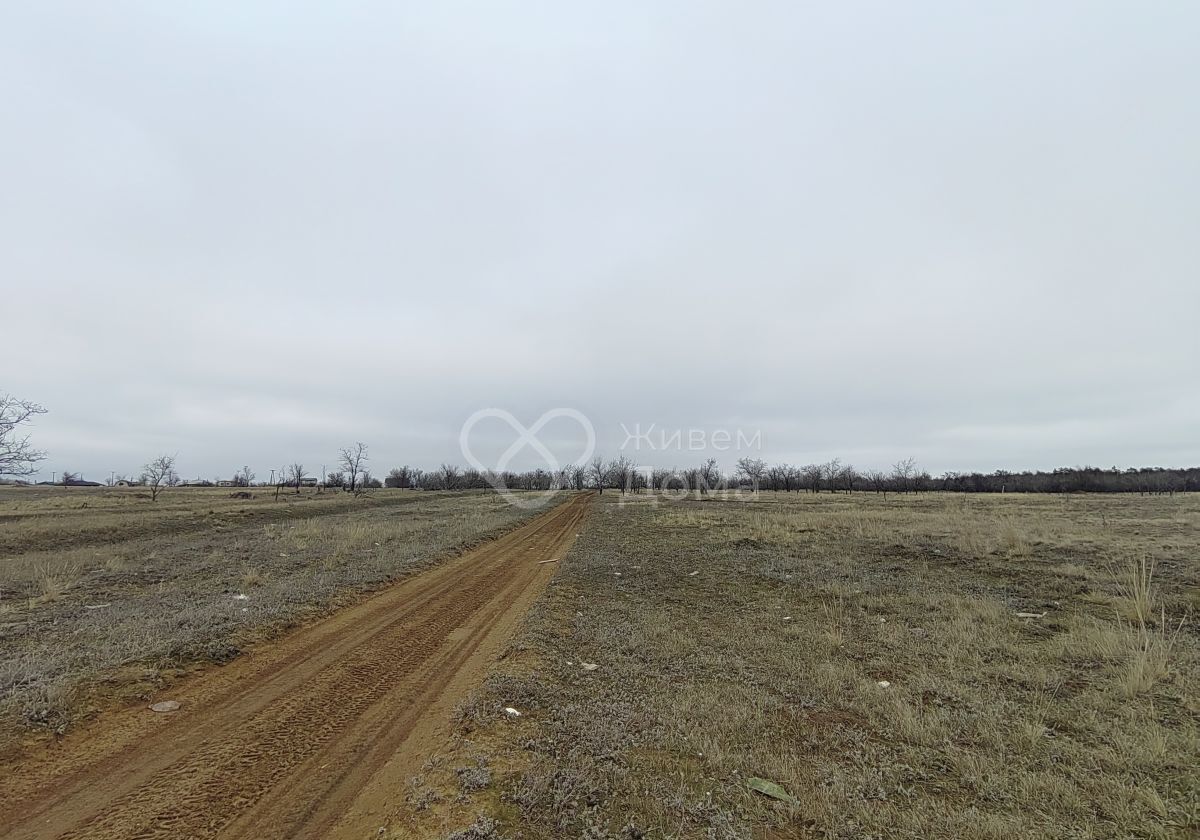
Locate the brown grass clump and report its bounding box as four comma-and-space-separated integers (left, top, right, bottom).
32, 563, 76, 605
240, 567, 266, 588
822, 594, 847, 649
998, 517, 1033, 556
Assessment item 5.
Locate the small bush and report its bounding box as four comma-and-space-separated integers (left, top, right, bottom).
446, 814, 505, 840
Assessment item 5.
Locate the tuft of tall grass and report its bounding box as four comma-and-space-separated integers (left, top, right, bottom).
240, 567, 266, 588
823, 596, 847, 649
1110, 555, 1186, 697
32, 563, 76, 605
1112, 554, 1156, 625
999, 525, 1030, 557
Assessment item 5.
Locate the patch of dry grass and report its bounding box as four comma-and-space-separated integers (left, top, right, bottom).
240, 567, 266, 588
31, 562, 77, 605
401, 491, 1200, 840
0, 489, 561, 737
0, 484, 434, 558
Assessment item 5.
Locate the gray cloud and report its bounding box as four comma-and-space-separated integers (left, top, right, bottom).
4, 1, 1198, 481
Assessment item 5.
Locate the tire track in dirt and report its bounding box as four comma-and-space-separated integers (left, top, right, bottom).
0, 493, 591, 840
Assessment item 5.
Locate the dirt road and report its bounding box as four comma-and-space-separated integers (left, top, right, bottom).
0, 493, 590, 840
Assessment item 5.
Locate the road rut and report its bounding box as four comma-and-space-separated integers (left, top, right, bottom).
0, 493, 591, 839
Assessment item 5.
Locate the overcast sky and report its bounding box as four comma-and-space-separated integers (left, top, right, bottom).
4, 2, 1198, 481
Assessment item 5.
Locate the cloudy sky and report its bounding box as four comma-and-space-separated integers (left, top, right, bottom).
4, 2, 1197, 481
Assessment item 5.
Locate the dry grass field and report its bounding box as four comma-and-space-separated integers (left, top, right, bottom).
401, 491, 1199, 840
0, 486, 551, 746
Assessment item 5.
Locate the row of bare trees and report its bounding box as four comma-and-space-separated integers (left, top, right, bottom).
363, 456, 908, 496
6, 392, 1197, 498
741, 456, 927, 495
144, 455, 1200, 498
557, 456, 927, 495
116, 443, 377, 502
723, 458, 1200, 495
265, 443, 376, 497
937, 466, 1199, 495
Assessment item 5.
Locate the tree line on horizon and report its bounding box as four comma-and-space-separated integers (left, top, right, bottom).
3, 393, 1195, 497
370, 457, 1197, 496
130, 456, 1189, 496
11, 455, 1198, 497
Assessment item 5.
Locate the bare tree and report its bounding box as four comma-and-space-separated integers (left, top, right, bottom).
141, 454, 178, 502
0, 393, 48, 478
892, 457, 917, 494
651, 466, 680, 493
607, 456, 635, 495
438, 463, 460, 490
737, 457, 767, 493
785, 464, 802, 492
233, 465, 255, 487
589, 456, 608, 493
554, 465, 573, 490
288, 463, 307, 493
765, 464, 783, 491
60, 471, 78, 486
338, 442, 368, 493
629, 466, 649, 493
569, 464, 587, 491
823, 458, 843, 493
864, 468, 888, 495
802, 463, 824, 493
385, 467, 414, 489
697, 458, 720, 495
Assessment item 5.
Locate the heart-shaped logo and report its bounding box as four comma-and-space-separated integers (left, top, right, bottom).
459, 408, 596, 508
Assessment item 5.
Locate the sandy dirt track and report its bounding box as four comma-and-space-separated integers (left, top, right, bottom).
0, 493, 591, 839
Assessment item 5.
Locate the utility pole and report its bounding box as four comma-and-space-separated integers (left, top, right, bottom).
269, 468, 276, 485
51, 471, 56, 484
